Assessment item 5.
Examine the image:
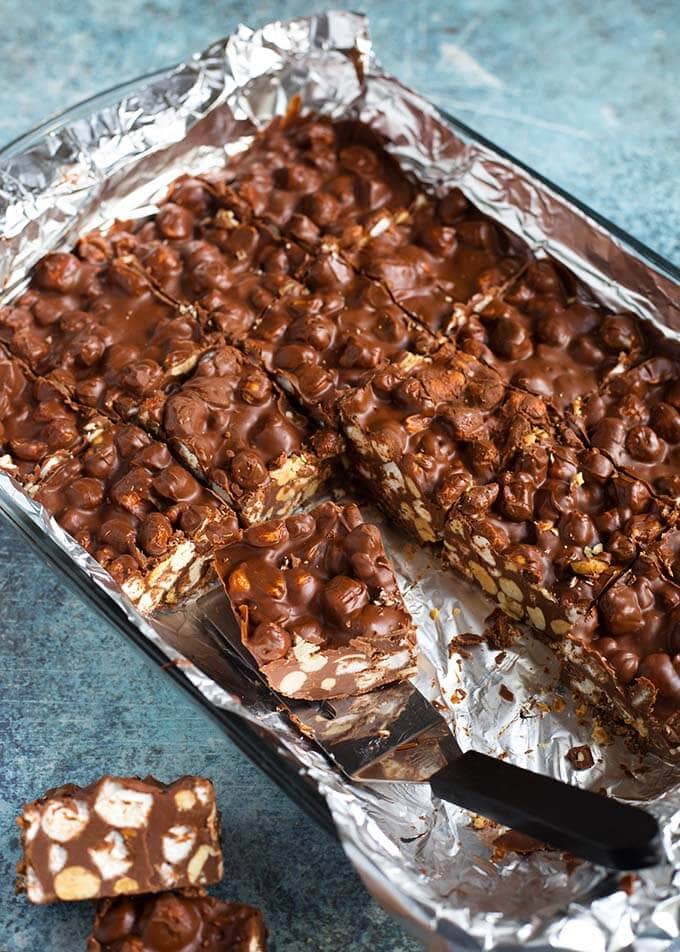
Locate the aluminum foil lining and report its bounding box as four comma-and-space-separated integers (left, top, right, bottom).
2, 11, 680, 950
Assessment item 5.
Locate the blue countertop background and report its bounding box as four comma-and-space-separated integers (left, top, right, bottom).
0, 3, 678, 950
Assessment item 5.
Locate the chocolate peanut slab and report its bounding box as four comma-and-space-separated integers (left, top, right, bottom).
218, 111, 416, 253
243, 250, 440, 425
214, 501, 416, 700
553, 553, 680, 762
442, 439, 670, 640
17, 776, 223, 905
88, 893, 267, 952
457, 257, 649, 413
0, 348, 83, 484
139, 345, 338, 526
31, 421, 239, 613
576, 352, 680, 503
123, 207, 309, 343
339, 347, 577, 544
344, 188, 529, 334
0, 248, 213, 421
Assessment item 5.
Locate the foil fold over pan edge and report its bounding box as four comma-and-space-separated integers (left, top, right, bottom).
1, 12, 680, 951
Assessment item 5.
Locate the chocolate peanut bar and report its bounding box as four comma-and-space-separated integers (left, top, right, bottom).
214, 501, 416, 700
0, 248, 212, 420
31, 421, 239, 613
126, 210, 309, 343
0, 349, 82, 484
577, 352, 680, 501
17, 776, 223, 904
88, 893, 268, 951
457, 257, 648, 413
339, 347, 569, 543
557, 552, 680, 761
244, 251, 439, 425
345, 188, 528, 334
219, 111, 416, 252
443, 440, 669, 638
141, 344, 338, 526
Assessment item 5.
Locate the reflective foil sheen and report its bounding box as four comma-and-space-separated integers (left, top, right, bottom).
1, 12, 680, 950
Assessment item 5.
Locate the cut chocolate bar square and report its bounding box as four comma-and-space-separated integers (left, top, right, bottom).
214, 501, 416, 700
576, 351, 680, 501
339, 347, 562, 543
31, 421, 239, 613
244, 251, 439, 425
87, 893, 268, 951
141, 344, 338, 526
559, 552, 680, 762
346, 188, 528, 333
0, 349, 82, 484
0, 249, 212, 420
457, 257, 648, 413
123, 211, 309, 343
443, 439, 669, 639
219, 112, 416, 251
17, 776, 223, 904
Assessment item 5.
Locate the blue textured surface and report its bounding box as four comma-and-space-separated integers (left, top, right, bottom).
0, 3, 678, 951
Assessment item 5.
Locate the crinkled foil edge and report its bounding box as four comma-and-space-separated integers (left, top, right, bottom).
1, 11, 680, 951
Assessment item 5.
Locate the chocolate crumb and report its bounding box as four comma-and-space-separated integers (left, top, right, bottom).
618, 872, 637, 895
484, 608, 521, 649
492, 830, 546, 859
499, 684, 515, 703
566, 745, 594, 770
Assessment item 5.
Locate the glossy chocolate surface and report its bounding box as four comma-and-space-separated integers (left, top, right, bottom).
220, 112, 415, 249
348, 188, 527, 332
17, 776, 223, 904
33, 422, 237, 605
581, 354, 680, 500
214, 501, 416, 699
0, 350, 81, 481
340, 348, 562, 539
244, 252, 438, 424
458, 259, 648, 411
88, 893, 267, 952
447, 440, 666, 630
156, 345, 321, 517
583, 554, 680, 725
129, 212, 308, 342
0, 250, 211, 419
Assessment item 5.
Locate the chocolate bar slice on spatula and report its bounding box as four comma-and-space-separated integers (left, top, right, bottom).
207, 502, 661, 871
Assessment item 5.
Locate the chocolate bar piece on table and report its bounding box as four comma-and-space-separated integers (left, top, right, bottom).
17, 776, 222, 904
339, 347, 566, 543
31, 420, 238, 613
140, 344, 339, 526
243, 250, 440, 425
0, 249, 213, 421
0, 348, 82, 484
457, 257, 649, 413
214, 501, 416, 700
345, 187, 529, 334
87, 893, 268, 951
443, 438, 670, 638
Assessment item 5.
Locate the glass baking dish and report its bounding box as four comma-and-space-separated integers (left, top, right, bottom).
1, 54, 679, 944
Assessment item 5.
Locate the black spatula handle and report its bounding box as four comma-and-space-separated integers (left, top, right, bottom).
430, 750, 661, 869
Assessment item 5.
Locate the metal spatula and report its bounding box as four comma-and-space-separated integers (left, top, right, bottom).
202, 609, 662, 871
